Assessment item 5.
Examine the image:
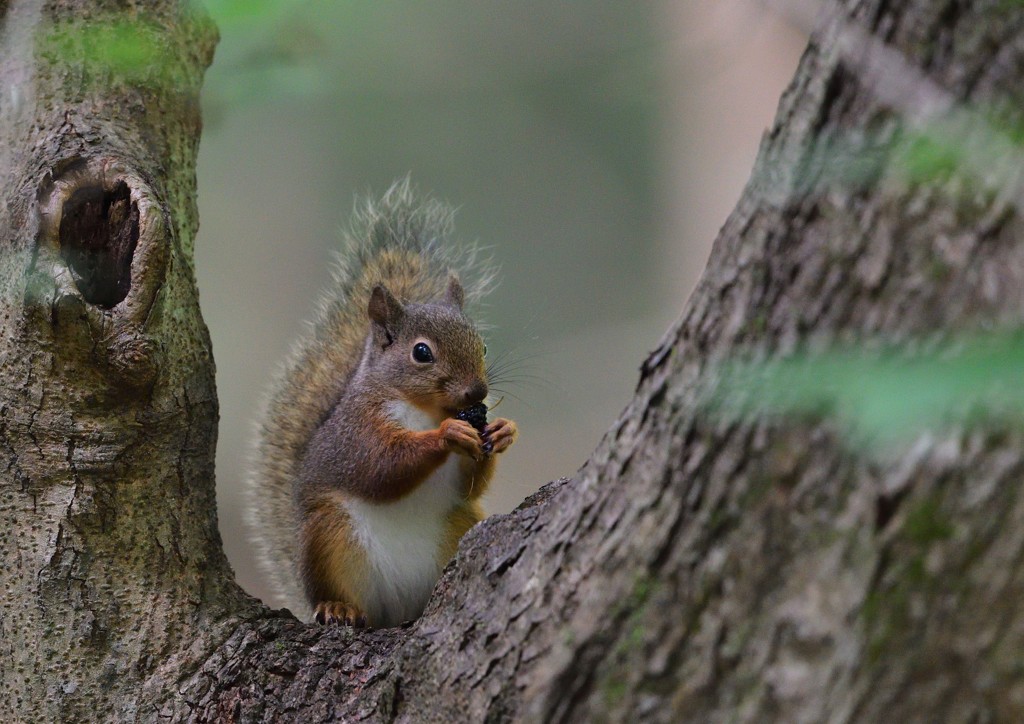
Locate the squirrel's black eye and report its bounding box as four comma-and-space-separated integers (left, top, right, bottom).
483, 344, 488, 356
412, 342, 434, 363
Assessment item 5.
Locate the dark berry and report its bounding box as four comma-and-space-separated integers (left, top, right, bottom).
455, 402, 488, 434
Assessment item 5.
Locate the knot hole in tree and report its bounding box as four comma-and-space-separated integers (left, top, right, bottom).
58, 181, 140, 309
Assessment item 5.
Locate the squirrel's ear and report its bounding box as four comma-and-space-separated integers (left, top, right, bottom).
444, 275, 465, 310
368, 284, 404, 345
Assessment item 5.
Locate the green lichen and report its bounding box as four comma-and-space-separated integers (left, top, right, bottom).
720, 618, 754, 661
597, 572, 660, 710
862, 496, 955, 664
904, 498, 954, 545
614, 571, 655, 619
706, 503, 731, 535
862, 585, 911, 665
926, 257, 952, 283
603, 678, 628, 708
38, 16, 185, 91
611, 573, 655, 659
745, 313, 768, 337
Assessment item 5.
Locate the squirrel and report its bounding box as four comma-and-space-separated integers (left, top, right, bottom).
245, 180, 517, 628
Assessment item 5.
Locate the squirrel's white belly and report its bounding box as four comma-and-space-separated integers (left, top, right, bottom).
344, 401, 462, 627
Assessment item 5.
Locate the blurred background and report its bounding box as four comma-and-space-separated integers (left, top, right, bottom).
194, 0, 806, 604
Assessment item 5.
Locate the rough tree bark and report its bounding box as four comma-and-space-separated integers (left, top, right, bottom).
3, 0, 1024, 721
0, 1, 246, 721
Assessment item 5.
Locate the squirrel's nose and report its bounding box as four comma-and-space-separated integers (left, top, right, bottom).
461, 380, 488, 406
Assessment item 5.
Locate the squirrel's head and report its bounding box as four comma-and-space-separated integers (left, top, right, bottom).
366, 277, 488, 414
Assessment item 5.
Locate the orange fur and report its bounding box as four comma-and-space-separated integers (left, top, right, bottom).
300, 491, 368, 610
460, 455, 495, 501
358, 425, 451, 503
440, 501, 485, 565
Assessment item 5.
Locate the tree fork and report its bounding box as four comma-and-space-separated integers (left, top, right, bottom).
4, 0, 1024, 722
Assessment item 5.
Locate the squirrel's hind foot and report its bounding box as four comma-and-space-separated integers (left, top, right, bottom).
314, 600, 368, 628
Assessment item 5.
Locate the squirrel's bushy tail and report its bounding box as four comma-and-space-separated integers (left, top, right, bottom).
244, 179, 495, 616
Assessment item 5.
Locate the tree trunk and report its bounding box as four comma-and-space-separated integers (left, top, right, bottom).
0, 2, 249, 721
4, 0, 1024, 721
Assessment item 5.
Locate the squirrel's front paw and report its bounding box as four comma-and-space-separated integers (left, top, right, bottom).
483, 418, 517, 455
440, 418, 484, 459
314, 600, 368, 627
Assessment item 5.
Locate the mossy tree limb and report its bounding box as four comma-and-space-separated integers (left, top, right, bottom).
0, 1, 250, 720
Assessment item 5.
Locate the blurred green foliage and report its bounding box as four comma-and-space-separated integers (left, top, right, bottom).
895, 130, 963, 183
712, 332, 1024, 444
35, 1, 658, 214
793, 122, 999, 196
